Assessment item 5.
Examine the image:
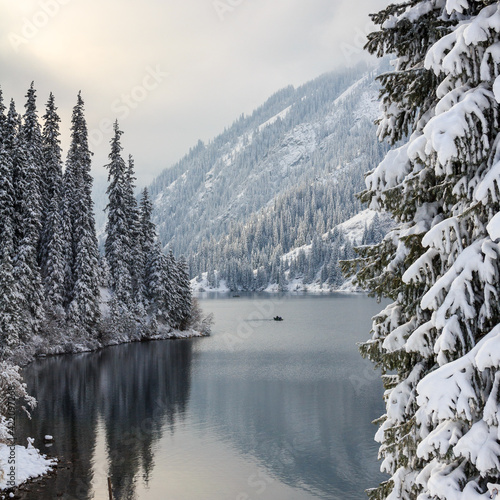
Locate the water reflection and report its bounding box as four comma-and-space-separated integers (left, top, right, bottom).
189, 352, 382, 499
18, 340, 193, 499
17, 295, 385, 500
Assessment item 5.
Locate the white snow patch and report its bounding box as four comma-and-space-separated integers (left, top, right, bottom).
487, 212, 500, 241
494, 75, 500, 103
338, 209, 383, 245
258, 106, 292, 132
191, 272, 230, 293
282, 243, 312, 263
353, 88, 381, 123
0, 441, 56, 490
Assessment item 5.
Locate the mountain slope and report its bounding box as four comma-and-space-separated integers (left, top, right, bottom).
150, 61, 390, 291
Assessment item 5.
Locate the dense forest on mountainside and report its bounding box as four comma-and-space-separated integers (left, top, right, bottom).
149, 61, 391, 290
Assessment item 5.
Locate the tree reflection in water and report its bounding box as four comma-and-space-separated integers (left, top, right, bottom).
18, 340, 193, 500
16, 295, 385, 500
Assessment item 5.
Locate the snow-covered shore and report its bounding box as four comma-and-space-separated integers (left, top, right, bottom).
191, 272, 363, 294
0, 441, 56, 494
1, 324, 209, 495
16, 325, 208, 364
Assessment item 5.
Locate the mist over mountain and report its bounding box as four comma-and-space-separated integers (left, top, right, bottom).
149, 61, 392, 291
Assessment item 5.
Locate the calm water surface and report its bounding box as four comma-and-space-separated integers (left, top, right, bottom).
18, 293, 386, 500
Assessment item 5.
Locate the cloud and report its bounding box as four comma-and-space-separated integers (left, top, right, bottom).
0, 0, 387, 186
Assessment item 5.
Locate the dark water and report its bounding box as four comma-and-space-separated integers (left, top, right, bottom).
18, 293, 386, 500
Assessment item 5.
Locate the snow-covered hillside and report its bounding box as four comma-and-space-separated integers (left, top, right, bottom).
192, 209, 392, 293
150, 60, 391, 291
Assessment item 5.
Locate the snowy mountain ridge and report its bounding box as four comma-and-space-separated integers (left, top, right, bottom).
151, 64, 382, 245
149, 60, 391, 291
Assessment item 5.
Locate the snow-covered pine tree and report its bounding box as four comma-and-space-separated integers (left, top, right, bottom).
20, 84, 44, 244
278, 261, 288, 292
62, 142, 75, 308
5, 101, 23, 244
146, 240, 172, 323
353, 1, 500, 498
139, 187, 157, 302
0, 96, 22, 356
12, 87, 45, 337
125, 155, 144, 311
64, 92, 100, 336
165, 248, 183, 327
0, 104, 14, 245
172, 255, 192, 331
40, 92, 66, 318
2, 102, 19, 243
104, 122, 133, 314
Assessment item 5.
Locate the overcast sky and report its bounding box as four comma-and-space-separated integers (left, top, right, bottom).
0, 0, 388, 189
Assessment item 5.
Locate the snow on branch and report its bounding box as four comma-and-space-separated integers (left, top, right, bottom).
365, 144, 412, 208
422, 86, 493, 169
426, 5, 500, 77
416, 324, 500, 475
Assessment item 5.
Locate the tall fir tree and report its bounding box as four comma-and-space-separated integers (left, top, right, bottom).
40, 93, 66, 317
104, 121, 133, 312
146, 240, 172, 321
20, 83, 44, 248
0, 96, 20, 355
167, 249, 182, 326
125, 155, 144, 310
0, 105, 14, 243
351, 1, 500, 498
64, 92, 100, 335
3, 101, 20, 250
174, 255, 192, 331
12, 86, 45, 336
139, 187, 157, 302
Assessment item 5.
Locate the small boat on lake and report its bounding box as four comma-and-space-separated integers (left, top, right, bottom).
273, 316, 284, 321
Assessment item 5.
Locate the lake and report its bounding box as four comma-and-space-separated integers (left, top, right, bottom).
17, 293, 386, 500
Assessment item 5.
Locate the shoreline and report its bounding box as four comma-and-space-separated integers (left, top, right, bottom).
9, 325, 209, 369
193, 288, 368, 295
29, 328, 208, 364
0, 329, 208, 496
0, 454, 69, 500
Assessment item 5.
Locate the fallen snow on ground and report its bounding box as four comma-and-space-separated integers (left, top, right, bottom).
149, 328, 207, 340
191, 273, 230, 293
0, 441, 56, 491
353, 86, 381, 123
258, 105, 292, 132
337, 209, 382, 245
264, 276, 363, 294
